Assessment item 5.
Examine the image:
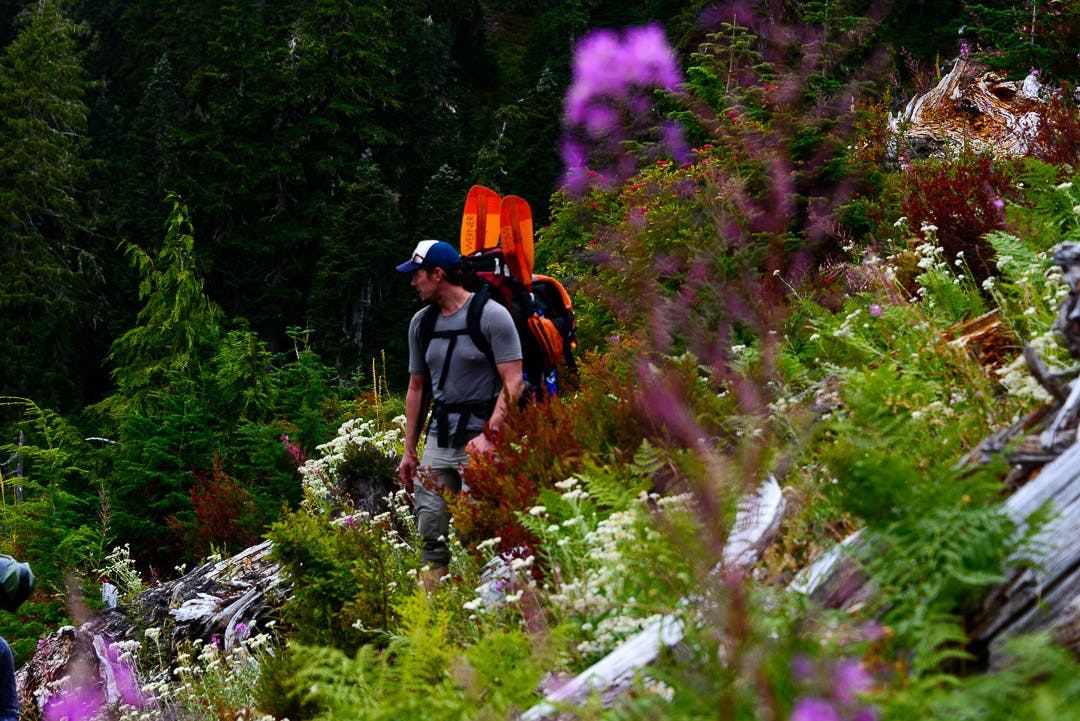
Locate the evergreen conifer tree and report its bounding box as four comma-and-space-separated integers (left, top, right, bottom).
0, 0, 92, 411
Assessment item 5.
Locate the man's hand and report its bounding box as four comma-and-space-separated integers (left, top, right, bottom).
398, 450, 418, 492
465, 432, 495, 457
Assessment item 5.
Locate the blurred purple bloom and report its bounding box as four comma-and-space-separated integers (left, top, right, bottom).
851, 709, 881, 721
791, 653, 815, 680
44, 686, 104, 721
562, 23, 687, 194
869, 304, 882, 318
621, 24, 683, 89
661, 122, 690, 163
791, 696, 841, 721
583, 105, 620, 137
833, 659, 873, 704
861, 621, 886, 641
100, 638, 146, 707
991, 197, 1005, 209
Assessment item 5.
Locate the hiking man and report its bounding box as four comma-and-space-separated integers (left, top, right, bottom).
396, 240, 523, 590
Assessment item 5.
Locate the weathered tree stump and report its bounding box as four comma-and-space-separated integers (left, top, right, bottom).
16, 540, 286, 716
889, 58, 1046, 161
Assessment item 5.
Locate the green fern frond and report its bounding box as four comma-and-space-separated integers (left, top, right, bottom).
579, 458, 653, 512
985, 231, 1043, 278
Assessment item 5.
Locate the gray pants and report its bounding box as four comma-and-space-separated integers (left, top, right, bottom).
415, 431, 476, 567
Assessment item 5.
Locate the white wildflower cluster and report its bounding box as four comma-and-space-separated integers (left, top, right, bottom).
997, 353, 1054, 404
998, 330, 1063, 404
910, 398, 956, 422
830, 306, 863, 341
128, 624, 278, 721
463, 548, 535, 614
913, 239, 947, 273
96, 544, 146, 604
544, 491, 694, 659
298, 415, 406, 503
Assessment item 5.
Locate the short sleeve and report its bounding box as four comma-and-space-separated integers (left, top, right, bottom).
407, 308, 428, 376
481, 301, 522, 364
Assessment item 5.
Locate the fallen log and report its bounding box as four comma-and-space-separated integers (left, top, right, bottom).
968, 441, 1080, 666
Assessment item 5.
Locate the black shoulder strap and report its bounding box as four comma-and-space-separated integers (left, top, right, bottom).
466, 284, 497, 373
416, 304, 439, 432
418, 290, 499, 394
418, 303, 440, 357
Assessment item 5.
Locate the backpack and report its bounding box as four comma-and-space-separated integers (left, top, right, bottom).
418, 247, 578, 407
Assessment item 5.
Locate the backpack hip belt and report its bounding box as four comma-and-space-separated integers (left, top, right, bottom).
429, 397, 497, 448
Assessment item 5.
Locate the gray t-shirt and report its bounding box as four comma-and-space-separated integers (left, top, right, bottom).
408, 293, 522, 450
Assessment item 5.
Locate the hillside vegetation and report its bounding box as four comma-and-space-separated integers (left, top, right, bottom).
5, 0, 1080, 719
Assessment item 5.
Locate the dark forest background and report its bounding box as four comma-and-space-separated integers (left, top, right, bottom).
0, 0, 974, 412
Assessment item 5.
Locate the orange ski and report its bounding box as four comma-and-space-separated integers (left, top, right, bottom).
500, 195, 534, 290
460, 185, 502, 255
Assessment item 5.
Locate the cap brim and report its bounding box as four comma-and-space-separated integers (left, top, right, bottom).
396, 260, 422, 273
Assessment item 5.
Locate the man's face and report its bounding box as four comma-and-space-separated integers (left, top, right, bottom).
411, 267, 440, 302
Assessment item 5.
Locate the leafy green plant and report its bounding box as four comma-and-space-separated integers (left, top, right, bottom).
516, 470, 697, 664
887, 633, 1080, 720
859, 501, 1041, 677
258, 590, 547, 721
267, 505, 417, 655
0, 397, 105, 661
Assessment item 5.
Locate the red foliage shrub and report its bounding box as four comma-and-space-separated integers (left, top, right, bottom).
1028, 91, 1080, 169
900, 150, 1021, 283
169, 456, 261, 559
450, 349, 646, 558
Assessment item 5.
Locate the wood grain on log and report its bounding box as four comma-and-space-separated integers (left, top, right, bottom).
969, 442, 1080, 665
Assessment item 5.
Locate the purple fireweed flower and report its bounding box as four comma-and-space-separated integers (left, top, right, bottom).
44, 686, 105, 721
991, 197, 1005, 209
791, 696, 841, 721
869, 304, 882, 318
562, 23, 687, 194
833, 659, 873, 704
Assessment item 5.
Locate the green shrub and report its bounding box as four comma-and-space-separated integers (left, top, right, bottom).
267, 505, 417, 655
